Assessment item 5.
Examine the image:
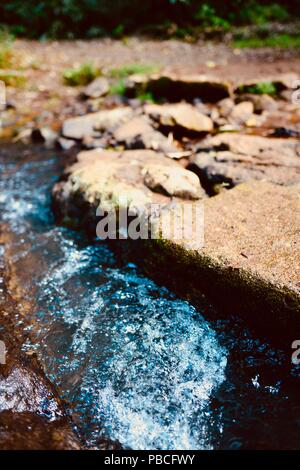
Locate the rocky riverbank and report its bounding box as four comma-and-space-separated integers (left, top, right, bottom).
1, 39, 300, 449
52, 71, 300, 345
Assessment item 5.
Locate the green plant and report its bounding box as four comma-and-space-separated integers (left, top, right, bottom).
240, 3, 289, 25
136, 91, 156, 102
195, 3, 230, 29
109, 79, 126, 96
0, 29, 14, 68
109, 63, 159, 79
63, 62, 101, 86
112, 24, 125, 38
0, 1, 295, 39
0, 71, 25, 86
233, 34, 300, 49
238, 81, 278, 95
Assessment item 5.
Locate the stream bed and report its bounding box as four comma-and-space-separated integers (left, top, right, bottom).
0, 144, 300, 450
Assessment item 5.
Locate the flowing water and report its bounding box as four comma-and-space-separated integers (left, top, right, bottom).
0, 144, 300, 450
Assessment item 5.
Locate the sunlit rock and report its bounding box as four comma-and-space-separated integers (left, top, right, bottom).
189, 133, 300, 189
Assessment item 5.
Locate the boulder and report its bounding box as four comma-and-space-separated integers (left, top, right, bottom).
53, 149, 204, 225
144, 103, 214, 135
189, 133, 300, 190
125, 73, 232, 103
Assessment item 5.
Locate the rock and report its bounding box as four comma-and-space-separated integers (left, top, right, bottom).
113, 115, 182, 155
31, 127, 58, 148
56, 137, 77, 151
126, 73, 232, 103
52, 149, 205, 226
144, 103, 214, 135
62, 107, 134, 140
0, 275, 82, 450
236, 94, 278, 113
149, 181, 300, 343
217, 98, 235, 118
0, 411, 81, 450
12, 128, 32, 145
82, 77, 109, 99
229, 101, 254, 126
143, 164, 203, 199
189, 133, 300, 190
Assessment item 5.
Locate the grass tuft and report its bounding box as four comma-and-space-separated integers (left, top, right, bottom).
109, 79, 126, 96
109, 63, 159, 79
237, 81, 278, 95
0, 29, 14, 68
63, 62, 101, 86
0, 71, 26, 87
233, 34, 300, 49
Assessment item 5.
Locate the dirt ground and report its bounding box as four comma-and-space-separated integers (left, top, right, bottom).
2, 38, 300, 134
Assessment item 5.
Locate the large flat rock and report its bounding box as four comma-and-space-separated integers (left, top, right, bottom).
148, 180, 300, 342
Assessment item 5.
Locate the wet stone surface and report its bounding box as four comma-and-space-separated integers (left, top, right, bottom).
0, 265, 81, 449
0, 144, 300, 449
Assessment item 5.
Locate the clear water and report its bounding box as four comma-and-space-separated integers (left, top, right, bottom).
1, 145, 300, 450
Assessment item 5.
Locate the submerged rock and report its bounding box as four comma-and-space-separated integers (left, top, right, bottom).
0, 411, 81, 450
126, 73, 232, 103
0, 272, 81, 450
189, 133, 300, 190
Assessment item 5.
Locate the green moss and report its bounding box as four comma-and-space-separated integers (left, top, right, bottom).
233, 34, 300, 49
109, 78, 126, 96
237, 81, 278, 96
63, 62, 101, 86
136, 91, 156, 103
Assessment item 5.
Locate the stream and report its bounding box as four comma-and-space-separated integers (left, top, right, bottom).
0, 144, 300, 450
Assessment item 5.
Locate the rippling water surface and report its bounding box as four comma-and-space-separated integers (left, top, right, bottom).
0, 146, 299, 449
